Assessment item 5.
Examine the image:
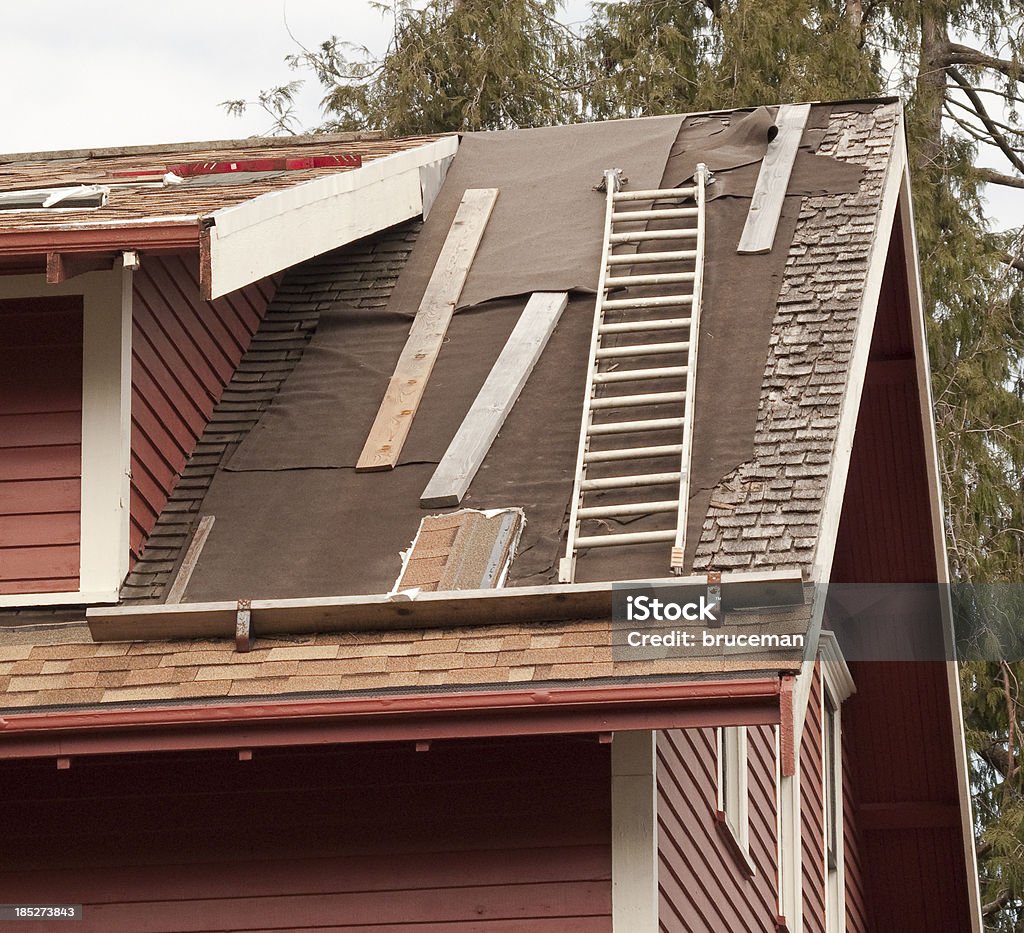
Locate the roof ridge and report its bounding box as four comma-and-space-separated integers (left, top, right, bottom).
0, 130, 393, 165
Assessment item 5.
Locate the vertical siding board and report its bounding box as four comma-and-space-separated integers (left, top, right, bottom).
129, 257, 274, 557
801, 669, 827, 933
0, 297, 82, 595
657, 726, 779, 932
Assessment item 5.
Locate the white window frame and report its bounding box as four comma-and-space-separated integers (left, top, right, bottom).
777, 632, 854, 933
717, 725, 753, 870
0, 261, 133, 607
819, 631, 855, 933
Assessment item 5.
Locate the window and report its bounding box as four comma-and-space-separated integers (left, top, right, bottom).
823, 686, 843, 930
0, 263, 133, 607
717, 725, 752, 868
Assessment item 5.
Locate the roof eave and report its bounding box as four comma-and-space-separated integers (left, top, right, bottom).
0, 676, 787, 761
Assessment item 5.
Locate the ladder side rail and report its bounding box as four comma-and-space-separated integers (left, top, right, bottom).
670, 164, 709, 574
559, 169, 621, 584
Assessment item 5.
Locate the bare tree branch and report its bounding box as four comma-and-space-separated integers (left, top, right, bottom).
948, 67, 1024, 176
977, 167, 1024, 189
946, 42, 1022, 77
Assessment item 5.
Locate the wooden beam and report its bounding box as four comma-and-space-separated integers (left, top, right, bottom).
737, 103, 811, 255
420, 291, 567, 506
165, 515, 215, 605
45, 251, 115, 284
611, 730, 658, 930
86, 568, 805, 642
357, 187, 499, 471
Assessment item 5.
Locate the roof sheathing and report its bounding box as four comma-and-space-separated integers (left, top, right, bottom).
693, 103, 900, 575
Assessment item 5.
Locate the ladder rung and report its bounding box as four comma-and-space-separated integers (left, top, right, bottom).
610, 229, 698, 244
598, 320, 689, 336
613, 187, 696, 202
606, 272, 695, 288
584, 444, 683, 463
588, 417, 685, 436
607, 250, 697, 265
579, 499, 679, 517
576, 529, 678, 548
581, 471, 682, 491
593, 366, 687, 384
603, 295, 693, 311
590, 391, 685, 410
612, 207, 698, 223
597, 342, 687, 359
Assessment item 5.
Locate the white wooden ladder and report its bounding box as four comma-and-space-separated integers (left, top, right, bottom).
559, 165, 709, 583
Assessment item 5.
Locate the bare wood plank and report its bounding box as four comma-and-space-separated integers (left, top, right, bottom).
165, 515, 215, 604
420, 292, 567, 506
737, 103, 811, 255
356, 188, 499, 471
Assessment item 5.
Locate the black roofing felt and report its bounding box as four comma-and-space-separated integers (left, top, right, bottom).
122, 101, 897, 604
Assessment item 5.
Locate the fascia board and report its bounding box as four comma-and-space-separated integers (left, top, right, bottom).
200, 136, 460, 300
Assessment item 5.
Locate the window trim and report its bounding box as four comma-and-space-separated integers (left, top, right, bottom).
716, 725, 755, 874
0, 263, 132, 607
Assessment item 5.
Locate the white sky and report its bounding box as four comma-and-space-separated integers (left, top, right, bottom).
2, 1, 1019, 228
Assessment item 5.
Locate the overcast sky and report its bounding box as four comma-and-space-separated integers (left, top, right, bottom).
2, 1, 1019, 228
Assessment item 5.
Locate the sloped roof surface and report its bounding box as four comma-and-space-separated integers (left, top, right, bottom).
0, 132, 443, 231
116, 100, 900, 604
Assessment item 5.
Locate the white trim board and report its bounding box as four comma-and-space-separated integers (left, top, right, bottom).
611, 730, 658, 932
0, 265, 132, 608
897, 161, 984, 933
200, 136, 460, 300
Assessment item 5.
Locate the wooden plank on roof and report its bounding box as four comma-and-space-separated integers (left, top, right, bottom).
165, 514, 215, 605
357, 187, 499, 471
737, 103, 811, 255
420, 292, 567, 506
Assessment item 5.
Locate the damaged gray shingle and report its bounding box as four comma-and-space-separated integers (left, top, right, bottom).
693, 104, 899, 573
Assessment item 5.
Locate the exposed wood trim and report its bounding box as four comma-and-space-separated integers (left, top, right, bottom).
0, 677, 783, 762
780, 674, 796, 777
45, 252, 114, 284
0, 221, 199, 258
737, 104, 812, 254
201, 136, 460, 300
611, 730, 657, 932
0, 590, 117, 609
357, 187, 499, 471
164, 515, 215, 604
89, 567, 805, 642
421, 292, 567, 506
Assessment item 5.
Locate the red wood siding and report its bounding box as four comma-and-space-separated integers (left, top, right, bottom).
657, 725, 779, 931
130, 255, 276, 556
830, 207, 973, 930
0, 296, 82, 594
842, 721, 872, 931
800, 667, 827, 933
0, 737, 610, 932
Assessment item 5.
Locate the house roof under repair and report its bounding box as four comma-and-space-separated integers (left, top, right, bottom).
0, 98, 981, 929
